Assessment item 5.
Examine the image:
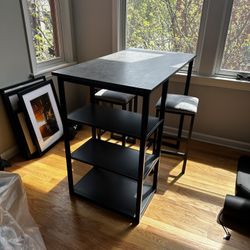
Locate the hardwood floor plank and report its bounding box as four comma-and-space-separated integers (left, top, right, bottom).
5, 128, 250, 249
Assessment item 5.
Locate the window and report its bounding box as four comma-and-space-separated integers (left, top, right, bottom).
26, 0, 60, 63
116, 0, 250, 78
21, 0, 74, 75
219, 0, 250, 73
126, 0, 204, 54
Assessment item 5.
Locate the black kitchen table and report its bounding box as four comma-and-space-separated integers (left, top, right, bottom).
52, 48, 195, 224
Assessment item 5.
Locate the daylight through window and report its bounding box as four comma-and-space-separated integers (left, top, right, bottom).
26, 0, 60, 63
126, 0, 204, 54
220, 0, 250, 73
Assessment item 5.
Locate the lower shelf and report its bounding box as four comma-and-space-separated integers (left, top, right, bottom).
71, 138, 159, 180
74, 167, 155, 219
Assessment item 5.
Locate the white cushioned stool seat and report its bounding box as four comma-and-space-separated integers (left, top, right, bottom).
156, 94, 199, 113
95, 89, 135, 105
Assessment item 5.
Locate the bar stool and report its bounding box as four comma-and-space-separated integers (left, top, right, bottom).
95, 89, 138, 146
155, 93, 199, 174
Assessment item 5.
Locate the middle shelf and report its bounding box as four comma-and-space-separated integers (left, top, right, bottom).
67, 104, 163, 139
71, 138, 159, 180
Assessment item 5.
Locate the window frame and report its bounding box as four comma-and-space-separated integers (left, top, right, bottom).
212, 0, 248, 76
114, 0, 248, 79
20, 0, 75, 76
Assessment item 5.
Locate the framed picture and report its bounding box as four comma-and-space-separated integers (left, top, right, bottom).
18, 80, 63, 154
1, 77, 46, 159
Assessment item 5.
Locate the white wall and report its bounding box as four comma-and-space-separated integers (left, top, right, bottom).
0, 0, 31, 156
71, 0, 250, 152
0, 0, 249, 158
152, 80, 250, 151
72, 0, 113, 62
69, 0, 113, 111
0, 0, 113, 158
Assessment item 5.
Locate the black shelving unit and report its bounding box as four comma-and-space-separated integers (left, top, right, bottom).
67, 103, 161, 221
52, 48, 195, 224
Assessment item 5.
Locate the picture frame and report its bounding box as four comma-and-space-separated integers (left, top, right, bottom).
1, 77, 46, 159
18, 80, 63, 155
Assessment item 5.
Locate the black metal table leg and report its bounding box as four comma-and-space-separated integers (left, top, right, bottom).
89, 86, 97, 139
153, 79, 169, 190
58, 77, 74, 194
176, 59, 194, 149
135, 93, 149, 224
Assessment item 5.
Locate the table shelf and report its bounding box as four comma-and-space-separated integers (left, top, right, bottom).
74, 168, 155, 219
68, 104, 162, 140
71, 138, 159, 180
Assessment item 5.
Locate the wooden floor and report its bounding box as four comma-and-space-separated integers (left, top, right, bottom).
7, 128, 250, 250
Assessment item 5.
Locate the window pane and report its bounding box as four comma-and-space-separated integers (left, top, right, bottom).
221, 0, 250, 73
26, 0, 60, 63
126, 0, 204, 53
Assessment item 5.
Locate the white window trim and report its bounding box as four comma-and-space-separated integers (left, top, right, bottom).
190, 0, 209, 74
212, 1, 233, 76
112, 0, 119, 52
113, 0, 250, 89
172, 72, 250, 92
112, 0, 126, 52
20, 0, 75, 76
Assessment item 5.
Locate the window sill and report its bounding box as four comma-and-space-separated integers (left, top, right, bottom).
31, 61, 77, 78
171, 73, 250, 91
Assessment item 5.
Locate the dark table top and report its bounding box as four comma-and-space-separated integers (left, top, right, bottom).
52, 49, 195, 94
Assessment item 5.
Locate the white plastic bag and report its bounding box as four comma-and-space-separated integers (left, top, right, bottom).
0, 172, 46, 249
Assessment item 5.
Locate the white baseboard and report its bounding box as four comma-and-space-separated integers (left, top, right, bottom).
1, 146, 19, 160
164, 126, 250, 152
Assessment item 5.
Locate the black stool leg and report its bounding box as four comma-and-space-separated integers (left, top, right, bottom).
121, 104, 126, 146
181, 114, 195, 174
128, 99, 133, 112
133, 95, 138, 112
153, 109, 160, 152
95, 99, 103, 140
126, 97, 137, 145
176, 115, 184, 149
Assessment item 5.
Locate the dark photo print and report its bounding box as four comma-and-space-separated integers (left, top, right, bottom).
31, 93, 59, 141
